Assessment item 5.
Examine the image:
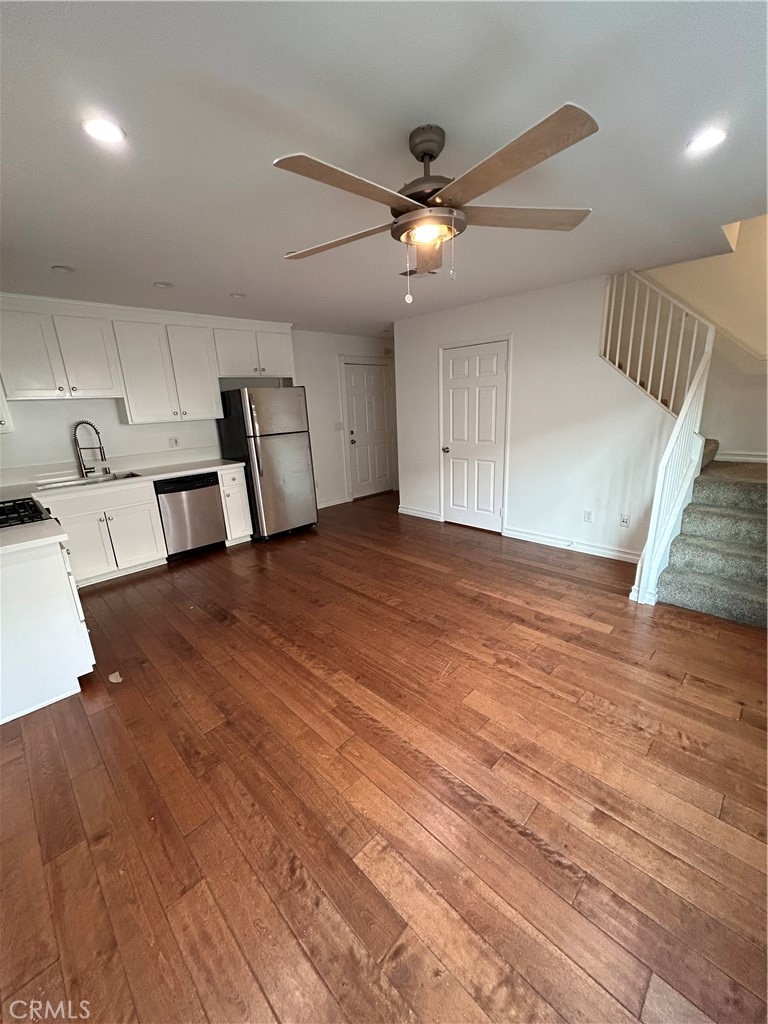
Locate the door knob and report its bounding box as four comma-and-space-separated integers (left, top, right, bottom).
442, 446, 450, 453
350, 439, 357, 445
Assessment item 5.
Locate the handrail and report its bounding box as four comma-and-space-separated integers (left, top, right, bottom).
600, 272, 715, 416
630, 343, 714, 605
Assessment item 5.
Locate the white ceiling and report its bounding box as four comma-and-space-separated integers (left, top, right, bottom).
1, 2, 765, 336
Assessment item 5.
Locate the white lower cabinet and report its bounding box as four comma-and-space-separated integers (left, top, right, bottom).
62, 511, 118, 580
39, 481, 168, 584
218, 467, 252, 542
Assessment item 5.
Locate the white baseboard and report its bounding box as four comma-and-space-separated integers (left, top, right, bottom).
630, 583, 658, 605
713, 451, 768, 463
502, 525, 640, 563
398, 505, 444, 522
317, 496, 350, 510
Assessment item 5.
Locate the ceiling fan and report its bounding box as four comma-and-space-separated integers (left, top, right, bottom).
273, 104, 598, 279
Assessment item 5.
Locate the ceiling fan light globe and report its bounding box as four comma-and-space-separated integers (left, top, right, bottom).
391, 208, 466, 246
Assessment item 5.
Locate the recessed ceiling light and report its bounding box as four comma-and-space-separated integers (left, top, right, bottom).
82, 118, 126, 145
687, 127, 727, 154
50, 264, 77, 273
153, 281, 174, 289
230, 292, 247, 299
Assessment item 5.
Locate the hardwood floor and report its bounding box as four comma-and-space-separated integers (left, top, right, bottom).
2, 493, 766, 1023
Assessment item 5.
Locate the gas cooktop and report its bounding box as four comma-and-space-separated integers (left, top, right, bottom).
0, 497, 51, 529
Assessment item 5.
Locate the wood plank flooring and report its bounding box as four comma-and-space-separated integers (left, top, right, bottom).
1, 493, 765, 1024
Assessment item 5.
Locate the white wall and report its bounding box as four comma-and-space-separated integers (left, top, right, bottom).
646, 215, 767, 360
292, 330, 391, 508
395, 277, 675, 560
702, 332, 767, 459
0, 396, 220, 478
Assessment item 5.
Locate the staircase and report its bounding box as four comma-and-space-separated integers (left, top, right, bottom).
658, 459, 767, 626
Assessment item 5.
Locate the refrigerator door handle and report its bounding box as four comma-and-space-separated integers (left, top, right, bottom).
253, 433, 264, 477
247, 435, 268, 534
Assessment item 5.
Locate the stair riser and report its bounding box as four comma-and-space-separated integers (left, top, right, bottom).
668, 544, 767, 586
682, 508, 766, 549
658, 577, 767, 628
693, 477, 767, 513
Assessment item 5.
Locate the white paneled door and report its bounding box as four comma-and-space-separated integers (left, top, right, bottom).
344, 362, 395, 499
441, 340, 508, 531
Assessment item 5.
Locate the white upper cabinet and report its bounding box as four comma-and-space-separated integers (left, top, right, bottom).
0, 311, 69, 398
214, 328, 259, 377
113, 321, 180, 423
166, 325, 223, 420
214, 327, 294, 379
257, 330, 295, 377
52, 316, 124, 398
0, 390, 14, 433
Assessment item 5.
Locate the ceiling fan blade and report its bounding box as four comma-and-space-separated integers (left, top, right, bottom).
463, 205, 591, 230
274, 154, 424, 214
430, 105, 598, 208
284, 222, 391, 260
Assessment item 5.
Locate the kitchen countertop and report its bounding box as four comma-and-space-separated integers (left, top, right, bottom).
0, 517, 69, 554
0, 458, 246, 503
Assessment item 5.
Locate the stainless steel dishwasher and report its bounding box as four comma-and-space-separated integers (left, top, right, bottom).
154, 473, 227, 557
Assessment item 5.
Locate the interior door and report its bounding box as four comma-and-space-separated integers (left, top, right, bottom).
441, 340, 507, 532
344, 362, 395, 498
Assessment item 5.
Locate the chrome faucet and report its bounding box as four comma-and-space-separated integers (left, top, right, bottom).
73, 420, 110, 477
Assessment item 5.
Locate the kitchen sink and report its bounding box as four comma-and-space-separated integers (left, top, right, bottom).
36, 471, 142, 490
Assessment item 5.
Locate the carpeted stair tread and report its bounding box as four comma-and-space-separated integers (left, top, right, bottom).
658, 567, 767, 627
681, 503, 766, 549
694, 462, 767, 512
668, 534, 766, 585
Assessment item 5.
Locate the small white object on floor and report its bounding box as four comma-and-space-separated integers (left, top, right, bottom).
108, 671, 123, 683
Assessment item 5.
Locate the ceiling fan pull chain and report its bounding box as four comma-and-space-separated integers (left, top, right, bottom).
450, 231, 456, 280
405, 245, 413, 303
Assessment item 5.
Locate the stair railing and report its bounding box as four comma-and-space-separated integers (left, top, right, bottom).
601, 272, 715, 416
630, 342, 715, 604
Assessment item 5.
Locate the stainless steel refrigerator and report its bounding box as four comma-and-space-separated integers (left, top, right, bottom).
217, 387, 318, 539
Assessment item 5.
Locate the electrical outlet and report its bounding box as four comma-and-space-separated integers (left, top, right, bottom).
167, 436, 180, 449
620, 512, 631, 528
583, 509, 594, 524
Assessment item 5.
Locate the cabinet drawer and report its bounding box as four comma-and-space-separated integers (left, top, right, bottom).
219, 467, 246, 489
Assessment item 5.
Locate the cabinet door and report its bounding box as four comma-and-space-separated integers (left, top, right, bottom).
60, 511, 117, 581
214, 328, 260, 377
256, 331, 294, 378
107, 501, 166, 568
0, 311, 68, 398
113, 321, 180, 423
0, 391, 13, 433
222, 484, 252, 539
167, 325, 223, 420
53, 315, 124, 398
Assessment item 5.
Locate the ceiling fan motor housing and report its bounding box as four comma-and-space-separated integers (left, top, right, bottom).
408, 124, 446, 163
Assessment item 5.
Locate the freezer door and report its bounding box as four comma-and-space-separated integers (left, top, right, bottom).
247, 386, 309, 436
254, 431, 317, 535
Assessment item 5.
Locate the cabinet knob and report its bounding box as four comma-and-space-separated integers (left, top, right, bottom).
71, 386, 78, 392
108, 515, 114, 521
253, 367, 259, 373
225, 492, 230, 498
261, 367, 266, 372
0, 420, 5, 426
99, 516, 105, 522
66, 548, 71, 555
58, 386, 65, 392
182, 411, 187, 416
173, 410, 178, 416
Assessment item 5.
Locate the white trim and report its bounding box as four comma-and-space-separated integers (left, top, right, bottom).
502, 526, 640, 563
0, 291, 293, 334
1, 685, 81, 725
318, 496, 350, 510
76, 557, 167, 587
338, 353, 396, 502
225, 535, 251, 547
714, 450, 768, 463
438, 335, 511, 534
398, 505, 444, 522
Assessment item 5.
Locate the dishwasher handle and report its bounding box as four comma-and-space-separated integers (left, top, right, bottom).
153, 472, 219, 495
